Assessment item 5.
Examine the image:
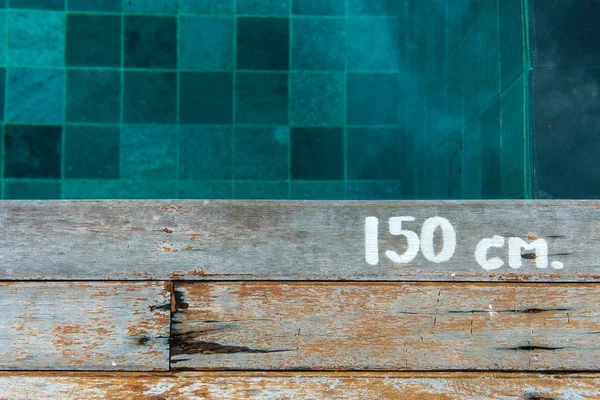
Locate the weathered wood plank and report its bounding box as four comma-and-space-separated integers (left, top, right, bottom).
1, 200, 600, 281
0, 372, 598, 399
173, 282, 600, 370
0, 282, 170, 371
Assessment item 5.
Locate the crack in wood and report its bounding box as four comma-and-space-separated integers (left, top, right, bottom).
171, 335, 297, 357
497, 345, 568, 351
397, 307, 572, 315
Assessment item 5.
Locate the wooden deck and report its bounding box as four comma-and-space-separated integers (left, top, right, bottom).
1, 200, 600, 398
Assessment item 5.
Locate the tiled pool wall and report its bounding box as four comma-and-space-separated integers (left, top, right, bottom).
402, 0, 530, 199
0, 0, 531, 200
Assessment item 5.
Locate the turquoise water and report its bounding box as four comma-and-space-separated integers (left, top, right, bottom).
0, 0, 530, 200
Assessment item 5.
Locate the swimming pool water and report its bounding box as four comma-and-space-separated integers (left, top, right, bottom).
0, 0, 530, 200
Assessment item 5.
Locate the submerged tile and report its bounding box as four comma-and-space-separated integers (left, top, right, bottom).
120, 125, 178, 180
9, 0, 64, 10
179, 0, 234, 14
123, 0, 178, 14
237, 0, 289, 15
347, 127, 404, 180
68, 0, 121, 12
180, 72, 233, 124
290, 72, 344, 126
66, 13, 121, 67
347, 17, 400, 71
178, 181, 233, 199
290, 181, 345, 200
179, 126, 233, 180
234, 181, 289, 199
180, 16, 234, 70
237, 17, 289, 70
234, 126, 289, 180
346, 181, 402, 199
7, 11, 64, 66
235, 72, 289, 125
292, 18, 345, 71
123, 71, 177, 124
62, 180, 121, 199
65, 125, 120, 179
291, 127, 343, 180
4, 124, 62, 179
125, 15, 177, 69
347, 0, 401, 16
292, 0, 344, 16
6, 67, 64, 124
4, 180, 61, 199
66, 69, 120, 123
346, 73, 401, 125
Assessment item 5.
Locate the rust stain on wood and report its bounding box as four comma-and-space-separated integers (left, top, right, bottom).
172, 282, 600, 371
0, 372, 599, 399
0, 282, 171, 371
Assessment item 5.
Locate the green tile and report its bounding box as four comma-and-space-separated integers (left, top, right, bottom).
346, 181, 402, 199
66, 14, 121, 67
179, 126, 232, 180
290, 181, 345, 200
68, 0, 121, 12
62, 180, 121, 199
65, 125, 120, 179
499, 0, 525, 88
292, 18, 345, 71
347, 128, 404, 180
123, 0, 177, 14
501, 76, 527, 198
7, 11, 64, 66
120, 125, 178, 180
480, 97, 501, 199
347, 17, 400, 71
291, 128, 343, 180
180, 0, 233, 14
66, 69, 120, 123
292, 0, 344, 16
347, 73, 401, 125
116, 180, 176, 199
180, 72, 233, 124
9, 0, 64, 10
234, 181, 289, 199
123, 71, 177, 124
460, 0, 500, 123
234, 126, 289, 180
6, 67, 65, 124
0, 12, 6, 65
235, 72, 289, 125
178, 181, 233, 199
462, 118, 481, 199
448, 131, 463, 200
347, 0, 401, 16
4, 180, 61, 199
180, 16, 234, 70
237, 17, 289, 70
237, 0, 289, 15
290, 72, 344, 127
4, 124, 62, 179
124, 16, 177, 68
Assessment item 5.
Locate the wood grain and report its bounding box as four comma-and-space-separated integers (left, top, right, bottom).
1, 200, 599, 281
173, 282, 600, 371
0, 372, 598, 399
0, 282, 171, 371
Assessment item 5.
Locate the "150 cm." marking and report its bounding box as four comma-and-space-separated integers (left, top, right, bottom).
365, 216, 565, 271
